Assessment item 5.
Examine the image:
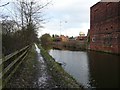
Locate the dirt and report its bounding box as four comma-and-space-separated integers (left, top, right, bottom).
4, 44, 56, 89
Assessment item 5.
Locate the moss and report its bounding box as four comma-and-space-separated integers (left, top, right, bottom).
37, 44, 84, 89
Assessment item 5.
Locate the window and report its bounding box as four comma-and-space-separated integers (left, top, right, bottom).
92, 37, 96, 42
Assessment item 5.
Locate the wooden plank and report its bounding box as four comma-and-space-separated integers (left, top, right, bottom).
0, 58, 2, 89
2, 50, 28, 77
0, 59, 2, 65
0, 85, 2, 90
0, 74, 2, 90
3, 52, 28, 88
0, 72, 2, 79
0, 59, 2, 75
0, 76, 2, 85
3, 46, 29, 62
0, 64, 2, 74
3, 51, 18, 62
0, 45, 29, 89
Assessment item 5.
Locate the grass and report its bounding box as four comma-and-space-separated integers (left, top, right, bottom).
4, 44, 84, 89
37, 44, 84, 89
4, 45, 39, 88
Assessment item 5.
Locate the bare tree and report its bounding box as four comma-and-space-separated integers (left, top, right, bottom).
14, 0, 51, 44
15, 0, 51, 28
0, 2, 9, 7
2, 0, 51, 55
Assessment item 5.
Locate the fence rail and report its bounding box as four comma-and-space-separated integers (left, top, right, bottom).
0, 45, 30, 89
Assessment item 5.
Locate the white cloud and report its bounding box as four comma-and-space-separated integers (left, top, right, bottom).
38, 0, 100, 37
0, 0, 100, 37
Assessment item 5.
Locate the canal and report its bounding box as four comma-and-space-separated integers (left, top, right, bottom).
49, 49, 120, 88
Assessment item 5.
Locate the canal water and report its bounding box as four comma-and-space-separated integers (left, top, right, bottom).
49, 49, 120, 88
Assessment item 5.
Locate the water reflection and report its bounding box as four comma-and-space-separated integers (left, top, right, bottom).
87, 51, 120, 88
49, 49, 120, 88
49, 50, 91, 88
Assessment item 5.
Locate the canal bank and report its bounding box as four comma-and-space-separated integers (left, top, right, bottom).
37, 44, 84, 89
51, 42, 120, 55
52, 41, 87, 51
4, 44, 56, 89
4, 44, 83, 89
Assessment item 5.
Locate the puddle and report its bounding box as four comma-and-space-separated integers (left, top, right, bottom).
34, 44, 48, 87
34, 44, 44, 63
34, 44, 40, 53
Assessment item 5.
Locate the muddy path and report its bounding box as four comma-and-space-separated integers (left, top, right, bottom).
4, 44, 56, 89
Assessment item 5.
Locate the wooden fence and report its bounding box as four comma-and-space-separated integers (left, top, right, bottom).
0, 45, 30, 89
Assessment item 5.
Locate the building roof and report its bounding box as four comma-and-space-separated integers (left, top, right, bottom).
90, 2, 101, 9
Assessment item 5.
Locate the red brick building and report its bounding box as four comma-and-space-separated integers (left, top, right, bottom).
90, 2, 120, 54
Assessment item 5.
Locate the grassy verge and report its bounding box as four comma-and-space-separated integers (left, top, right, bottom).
4, 45, 39, 88
37, 44, 84, 89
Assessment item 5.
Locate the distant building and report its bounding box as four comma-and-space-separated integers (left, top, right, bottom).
76, 32, 87, 41
60, 35, 69, 42
53, 37, 61, 42
53, 35, 69, 42
90, 2, 120, 54
79, 32, 85, 37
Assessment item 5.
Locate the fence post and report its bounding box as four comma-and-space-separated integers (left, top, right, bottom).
0, 22, 2, 90
0, 59, 2, 90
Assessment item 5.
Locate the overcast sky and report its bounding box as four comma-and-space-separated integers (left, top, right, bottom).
0, 0, 100, 37
40, 0, 100, 37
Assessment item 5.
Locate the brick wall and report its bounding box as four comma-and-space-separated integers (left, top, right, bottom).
90, 2, 120, 54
